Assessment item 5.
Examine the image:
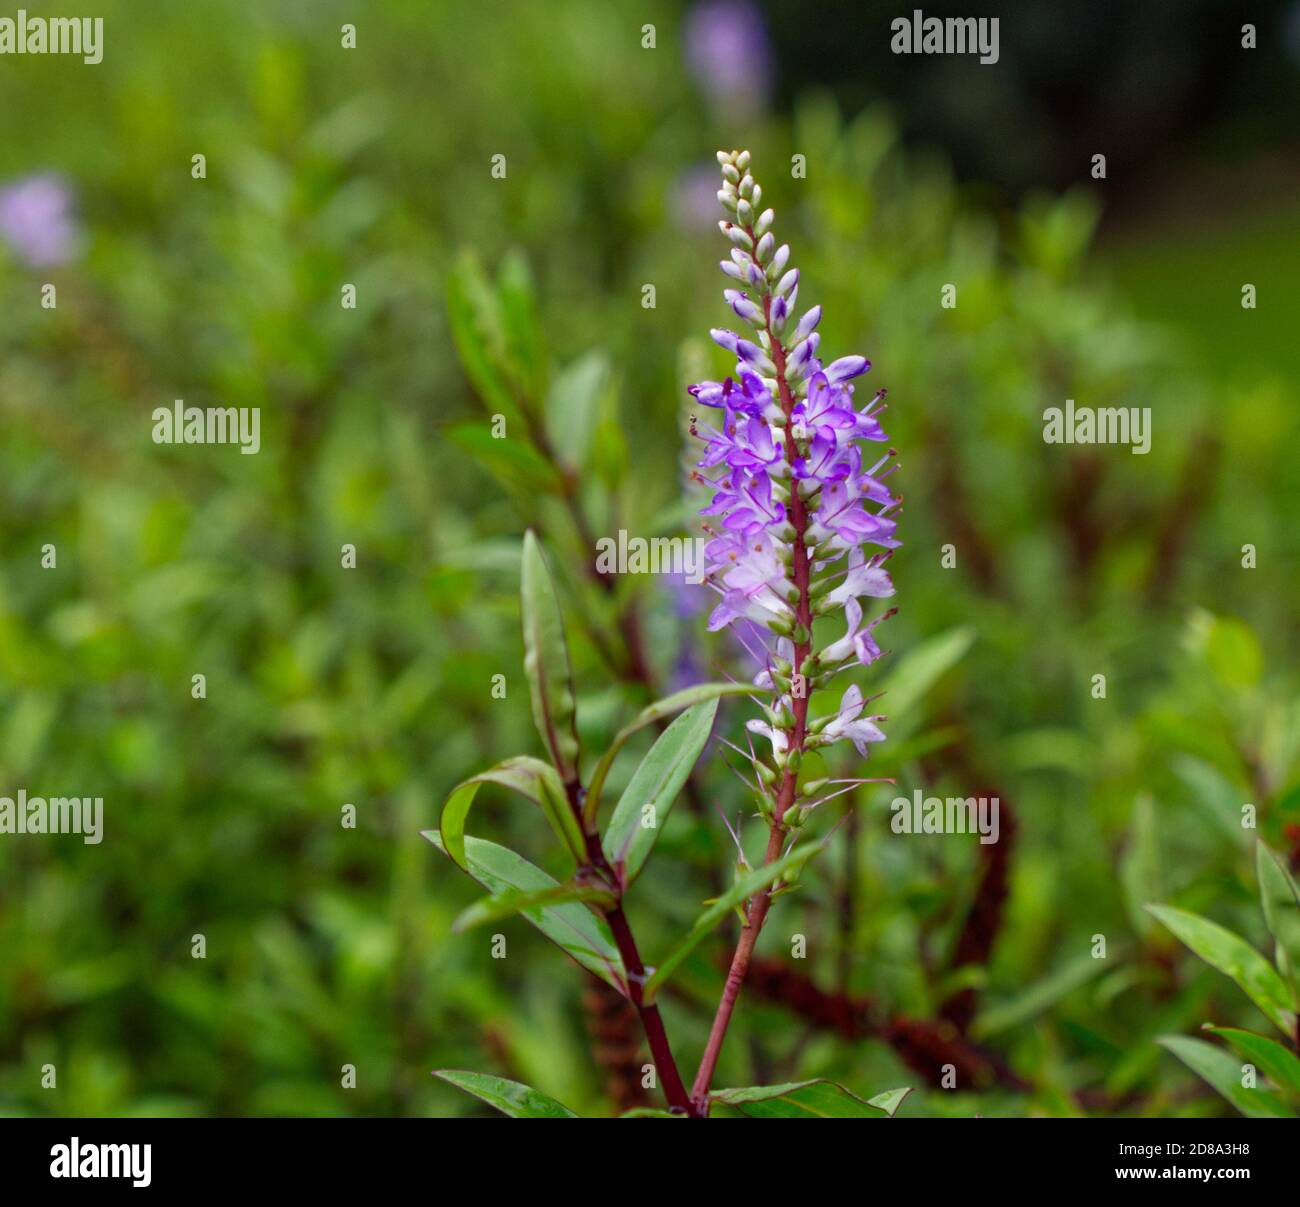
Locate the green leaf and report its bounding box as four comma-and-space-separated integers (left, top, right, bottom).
643, 843, 820, 1001
618, 1108, 681, 1118
496, 250, 546, 401
447, 423, 562, 495
1147, 904, 1297, 1037
439, 755, 585, 872
434, 1070, 579, 1118
1206, 1027, 1300, 1097
521, 531, 581, 782
602, 699, 718, 883
452, 882, 615, 933
867, 1087, 914, 1117
1157, 1036, 1296, 1119
584, 682, 754, 826
971, 949, 1114, 1040
1172, 756, 1249, 847
1256, 841, 1300, 1000
424, 830, 627, 994
446, 252, 515, 418
710, 1080, 909, 1118
545, 350, 608, 470
876, 626, 974, 727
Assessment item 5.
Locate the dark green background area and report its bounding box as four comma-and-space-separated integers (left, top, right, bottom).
0, 1, 1295, 1117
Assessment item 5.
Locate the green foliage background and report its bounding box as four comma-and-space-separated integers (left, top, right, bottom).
0, 0, 1296, 1117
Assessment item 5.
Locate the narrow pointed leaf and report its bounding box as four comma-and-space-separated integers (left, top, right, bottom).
1157, 1036, 1297, 1118
876, 626, 973, 730
643, 842, 820, 1001
439, 755, 584, 871
424, 830, 626, 994
434, 1070, 578, 1118
1206, 1027, 1300, 1097
602, 699, 718, 882
867, 1087, 914, 1117
521, 531, 580, 782
1256, 841, 1300, 998
971, 949, 1113, 1041
452, 882, 615, 933
711, 1079, 906, 1118
446, 253, 514, 417
496, 249, 546, 401
545, 350, 608, 470
585, 682, 754, 825
1147, 904, 1296, 1037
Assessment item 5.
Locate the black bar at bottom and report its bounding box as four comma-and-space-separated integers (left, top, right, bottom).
0, 1117, 1290, 1192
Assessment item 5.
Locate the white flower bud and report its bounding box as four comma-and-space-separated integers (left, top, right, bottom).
720, 222, 753, 250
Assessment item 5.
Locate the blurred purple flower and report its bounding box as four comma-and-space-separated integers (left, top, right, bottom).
684, 0, 773, 114
0, 174, 79, 268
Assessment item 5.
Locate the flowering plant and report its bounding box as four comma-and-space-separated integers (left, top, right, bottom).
428, 150, 908, 1118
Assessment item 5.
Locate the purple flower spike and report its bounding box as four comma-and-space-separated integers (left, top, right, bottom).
686, 148, 899, 792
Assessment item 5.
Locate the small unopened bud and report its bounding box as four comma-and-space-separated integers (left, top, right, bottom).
725, 289, 763, 325
721, 222, 753, 250
785, 337, 814, 378
721, 163, 740, 184
755, 208, 775, 237
770, 295, 789, 336
792, 305, 822, 343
